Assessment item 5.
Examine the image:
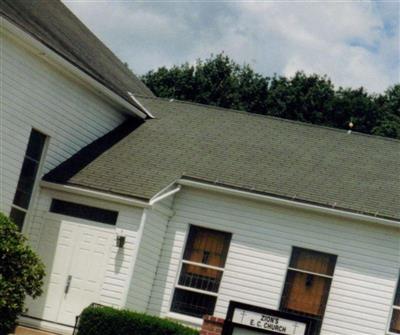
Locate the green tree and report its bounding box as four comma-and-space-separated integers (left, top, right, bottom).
329, 87, 380, 133
142, 53, 400, 139
264, 73, 335, 124
236, 65, 269, 114
372, 85, 400, 138
0, 213, 45, 334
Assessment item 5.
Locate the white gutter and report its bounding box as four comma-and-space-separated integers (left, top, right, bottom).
40, 181, 150, 208
178, 179, 400, 228
128, 92, 155, 119
1, 16, 147, 119
149, 186, 181, 205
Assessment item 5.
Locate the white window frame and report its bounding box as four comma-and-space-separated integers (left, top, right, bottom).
387, 271, 400, 335
169, 224, 231, 319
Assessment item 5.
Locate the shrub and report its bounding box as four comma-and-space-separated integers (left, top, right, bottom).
77, 306, 199, 335
0, 212, 45, 334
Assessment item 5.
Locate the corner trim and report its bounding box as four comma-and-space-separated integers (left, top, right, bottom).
122, 208, 148, 307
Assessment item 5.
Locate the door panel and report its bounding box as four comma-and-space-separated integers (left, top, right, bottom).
57, 223, 114, 324
26, 217, 76, 321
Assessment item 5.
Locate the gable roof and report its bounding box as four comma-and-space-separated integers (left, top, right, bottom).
44, 117, 143, 185
0, 0, 154, 105
44, 95, 400, 221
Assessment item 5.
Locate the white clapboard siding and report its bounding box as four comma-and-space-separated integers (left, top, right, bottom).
126, 198, 173, 312
148, 187, 400, 335
0, 31, 126, 215
26, 189, 144, 308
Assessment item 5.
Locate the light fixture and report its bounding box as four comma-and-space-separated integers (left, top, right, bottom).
116, 235, 125, 248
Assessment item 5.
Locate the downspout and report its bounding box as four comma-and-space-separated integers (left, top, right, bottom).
128, 92, 155, 119
122, 185, 181, 309
149, 186, 181, 206
144, 188, 181, 314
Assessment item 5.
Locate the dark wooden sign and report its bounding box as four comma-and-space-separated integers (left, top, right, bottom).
222, 301, 315, 335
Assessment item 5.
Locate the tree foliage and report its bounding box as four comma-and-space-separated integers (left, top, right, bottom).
0, 213, 45, 334
142, 54, 400, 139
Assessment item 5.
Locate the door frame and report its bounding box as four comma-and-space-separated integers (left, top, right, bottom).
26, 211, 116, 326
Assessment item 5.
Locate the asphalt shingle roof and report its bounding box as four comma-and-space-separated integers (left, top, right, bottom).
0, 0, 154, 104
45, 96, 400, 221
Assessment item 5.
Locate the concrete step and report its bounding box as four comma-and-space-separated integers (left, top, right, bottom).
14, 326, 58, 335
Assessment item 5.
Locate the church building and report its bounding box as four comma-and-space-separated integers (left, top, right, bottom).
1, 1, 399, 335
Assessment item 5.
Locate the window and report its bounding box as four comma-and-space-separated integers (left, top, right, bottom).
171, 226, 231, 318
10, 129, 47, 230
50, 199, 118, 225
280, 247, 337, 332
389, 275, 400, 334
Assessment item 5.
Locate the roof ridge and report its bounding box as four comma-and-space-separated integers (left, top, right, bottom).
135, 94, 400, 144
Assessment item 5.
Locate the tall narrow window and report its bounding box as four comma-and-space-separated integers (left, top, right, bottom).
280, 247, 337, 332
389, 275, 400, 334
171, 226, 231, 318
10, 129, 47, 230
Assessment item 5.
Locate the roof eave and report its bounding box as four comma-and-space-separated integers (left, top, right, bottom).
1, 14, 147, 120
40, 181, 151, 208
178, 178, 400, 228
41, 177, 400, 228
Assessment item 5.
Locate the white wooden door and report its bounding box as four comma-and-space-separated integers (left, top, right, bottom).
26, 214, 114, 326
56, 222, 114, 324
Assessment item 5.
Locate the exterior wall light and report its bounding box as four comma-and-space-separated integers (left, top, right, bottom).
116, 235, 125, 248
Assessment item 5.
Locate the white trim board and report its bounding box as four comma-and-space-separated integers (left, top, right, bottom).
40, 181, 150, 208
177, 179, 400, 228
41, 178, 399, 228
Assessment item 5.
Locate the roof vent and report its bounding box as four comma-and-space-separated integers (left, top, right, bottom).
347, 121, 354, 134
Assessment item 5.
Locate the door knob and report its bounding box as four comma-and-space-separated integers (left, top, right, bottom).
65, 275, 72, 294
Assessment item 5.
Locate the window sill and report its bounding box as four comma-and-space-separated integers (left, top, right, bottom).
166, 312, 203, 328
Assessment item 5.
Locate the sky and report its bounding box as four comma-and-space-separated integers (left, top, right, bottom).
63, 1, 399, 93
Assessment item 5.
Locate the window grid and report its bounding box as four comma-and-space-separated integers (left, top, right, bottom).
286, 267, 334, 279
178, 262, 223, 293
175, 284, 219, 297
170, 288, 217, 318
280, 247, 337, 334
170, 226, 231, 319
181, 259, 225, 271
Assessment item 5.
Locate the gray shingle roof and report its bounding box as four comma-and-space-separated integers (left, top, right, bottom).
45, 96, 400, 221
0, 0, 154, 104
